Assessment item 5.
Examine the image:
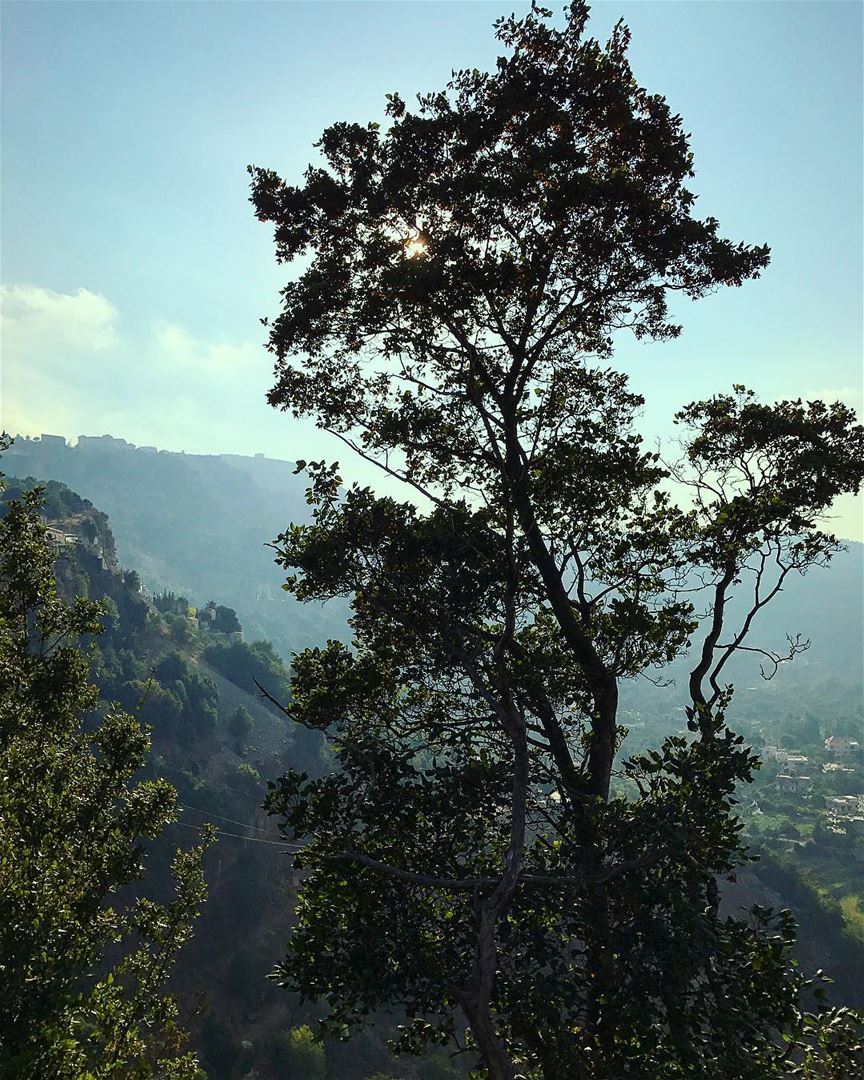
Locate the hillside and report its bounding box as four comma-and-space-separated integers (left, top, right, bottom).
1, 472, 469, 1079
4, 434, 346, 660
5, 439, 863, 1032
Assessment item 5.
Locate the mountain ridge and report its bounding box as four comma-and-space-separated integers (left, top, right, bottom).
7, 432, 861, 683
4, 434, 346, 661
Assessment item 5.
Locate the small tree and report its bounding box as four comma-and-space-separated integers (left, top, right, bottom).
229, 704, 255, 752
250, 4, 864, 1077
214, 604, 242, 635
272, 1024, 327, 1079
0, 461, 214, 1079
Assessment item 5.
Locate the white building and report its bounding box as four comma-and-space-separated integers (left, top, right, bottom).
824, 736, 861, 758
825, 795, 864, 818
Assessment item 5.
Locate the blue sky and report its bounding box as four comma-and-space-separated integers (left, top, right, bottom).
2, 1, 862, 536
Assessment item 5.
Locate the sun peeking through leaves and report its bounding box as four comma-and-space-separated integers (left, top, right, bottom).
403, 230, 428, 259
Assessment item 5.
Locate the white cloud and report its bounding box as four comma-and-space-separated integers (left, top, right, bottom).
0, 284, 119, 358
808, 386, 862, 416
0, 283, 292, 459
7, 284, 856, 539
150, 321, 261, 376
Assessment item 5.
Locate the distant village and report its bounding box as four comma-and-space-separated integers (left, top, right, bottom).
758, 737, 863, 838
10, 432, 161, 454
9, 432, 271, 458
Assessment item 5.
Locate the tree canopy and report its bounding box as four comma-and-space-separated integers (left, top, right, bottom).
0, 456, 213, 1079
250, 4, 864, 1077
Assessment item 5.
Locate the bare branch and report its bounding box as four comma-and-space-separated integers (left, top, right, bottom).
316, 849, 656, 890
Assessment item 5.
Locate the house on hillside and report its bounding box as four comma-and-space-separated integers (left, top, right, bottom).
77, 434, 135, 452
825, 735, 860, 758
44, 525, 78, 555
78, 532, 104, 560
198, 604, 216, 628
782, 754, 810, 771
825, 794, 864, 819
776, 774, 812, 794
823, 796, 864, 836
764, 748, 809, 769
195, 601, 242, 640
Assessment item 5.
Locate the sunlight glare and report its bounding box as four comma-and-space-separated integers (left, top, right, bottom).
403, 232, 428, 259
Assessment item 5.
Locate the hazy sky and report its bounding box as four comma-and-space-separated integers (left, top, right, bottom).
2, 1, 862, 536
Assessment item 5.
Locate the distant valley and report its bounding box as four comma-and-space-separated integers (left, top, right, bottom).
5, 433, 347, 661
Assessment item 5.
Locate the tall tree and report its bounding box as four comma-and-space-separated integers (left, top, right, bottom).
0, 456, 213, 1079
250, 4, 864, 1077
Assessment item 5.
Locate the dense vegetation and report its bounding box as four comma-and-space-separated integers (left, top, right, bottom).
3, 471, 862, 1079
1, 468, 472, 1077
203, 637, 292, 709
0, 469, 212, 1079
4, 463, 861, 1078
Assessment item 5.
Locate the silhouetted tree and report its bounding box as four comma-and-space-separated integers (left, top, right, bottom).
251, 5, 864, 1076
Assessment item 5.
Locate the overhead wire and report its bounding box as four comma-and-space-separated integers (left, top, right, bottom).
178, 802, 275, 836
168, 818, 305, 850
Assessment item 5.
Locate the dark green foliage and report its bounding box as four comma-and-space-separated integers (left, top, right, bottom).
251, 4, 864, 1077
157, 651, 220, 729
270, 1024, 327, 1078
168, 611, 194, 644
154, 590, 192, 616
782, 711, 823, 751
0, 459, 212, 1079
1, 456, 372, 1077
106, 651, 219, 750
203, 637, 291, 709
123, 568, 142, 592
228, 704, 255, 751
212, 602, 241, 634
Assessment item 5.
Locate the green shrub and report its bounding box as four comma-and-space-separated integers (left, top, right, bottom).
271, 1024, 326, 1078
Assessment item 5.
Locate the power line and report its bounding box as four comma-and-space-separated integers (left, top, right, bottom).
179, 802, 274, 836
168, 818, 304, 850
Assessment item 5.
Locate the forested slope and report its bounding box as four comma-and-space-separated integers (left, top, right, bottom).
1, 473, 467, 1079
5, 445, 863, 1062
4, 436, 346, 658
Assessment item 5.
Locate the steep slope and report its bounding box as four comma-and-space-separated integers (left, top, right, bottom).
2, 473, 467, 1079
4, 435, 346, 659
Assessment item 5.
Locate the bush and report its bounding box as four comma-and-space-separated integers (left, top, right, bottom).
228, 705, 255, 751
203, 639, 291, 706
271, 1025, 326, 1078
